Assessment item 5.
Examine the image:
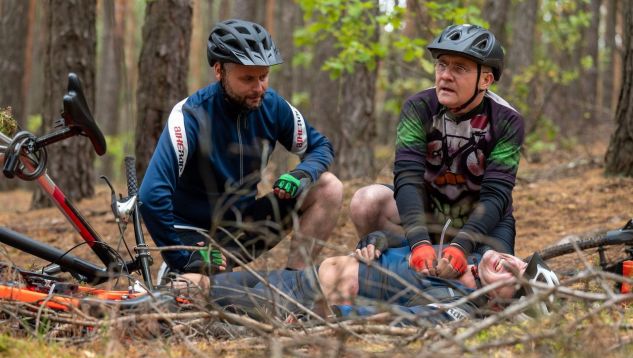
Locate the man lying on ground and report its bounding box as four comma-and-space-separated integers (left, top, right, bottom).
177, 231, 559, 325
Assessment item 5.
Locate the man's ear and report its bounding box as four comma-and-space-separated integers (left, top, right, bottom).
479, 72, 494, 90
213, 62, 222, 81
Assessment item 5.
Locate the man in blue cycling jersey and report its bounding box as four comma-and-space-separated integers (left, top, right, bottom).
349, 24, 525, 279
179, 231, 559, 324
139, 19, 343, 274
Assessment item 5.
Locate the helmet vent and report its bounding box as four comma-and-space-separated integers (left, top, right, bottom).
246, 39, 258, 50
474, 38, 489, 50
448, 31, 462, 41
261, 38, 270, 50
236, 26, 250, 34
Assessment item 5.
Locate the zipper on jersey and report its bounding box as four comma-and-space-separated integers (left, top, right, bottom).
237, 113, 244, 185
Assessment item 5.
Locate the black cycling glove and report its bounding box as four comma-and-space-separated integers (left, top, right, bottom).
355, 230, 407, 252
182, 247, 225, 275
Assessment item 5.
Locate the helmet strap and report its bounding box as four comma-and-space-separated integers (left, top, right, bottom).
471, 257, 483, 290
450, 63, 484, 113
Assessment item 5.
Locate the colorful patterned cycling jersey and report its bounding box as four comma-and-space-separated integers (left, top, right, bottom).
394, 88, 524, 251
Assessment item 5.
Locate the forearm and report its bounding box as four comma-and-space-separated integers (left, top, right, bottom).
453, 178, 514, 253
394, 161, 431, 248
294, 134, 334, 182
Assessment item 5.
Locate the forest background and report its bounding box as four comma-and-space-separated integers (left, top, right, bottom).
1, 0, 633, 356
1, 0, 633, 205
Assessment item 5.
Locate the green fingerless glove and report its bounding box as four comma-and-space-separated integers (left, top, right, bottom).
273, 170, 312, 198
183, 246, 224, 274
199, 247, 224, 266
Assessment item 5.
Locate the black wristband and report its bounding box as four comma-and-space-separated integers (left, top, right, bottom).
452, 233, 474, 254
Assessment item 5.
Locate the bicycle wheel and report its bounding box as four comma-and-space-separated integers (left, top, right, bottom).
537, 228, 633, 276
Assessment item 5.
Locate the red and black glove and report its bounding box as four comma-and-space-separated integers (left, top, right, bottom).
409, 243, 437, 275
436, 244, 468, 278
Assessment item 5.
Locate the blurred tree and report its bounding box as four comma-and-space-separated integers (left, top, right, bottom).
189, 0, 215, 93
375, 0, 433, 147
95, 0, 124, 179
605, 0, 633, 176
134, 0, 192, 180
0, 0, 34, 128
580, 0, 600, 124
482, 0, 508, 47
267, 0, 304, 179
230, 0, 264, 23
32, 0, 97, 208
297, 1, 383, 179
601, 0, 617, 117
0, 0, 35, 191
500, 0, 537, 127
612, 1, 625, 114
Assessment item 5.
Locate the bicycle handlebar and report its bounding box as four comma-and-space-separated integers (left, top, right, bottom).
0, 73, 106, 180
124, 156, 138, 197
0, 73, 106, 158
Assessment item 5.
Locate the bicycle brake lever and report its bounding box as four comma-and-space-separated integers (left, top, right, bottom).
100, 175, 119, 219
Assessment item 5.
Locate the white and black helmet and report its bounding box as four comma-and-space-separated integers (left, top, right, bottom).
515, 252, 560, 315
427, 24, 504, 81
207, 19, 283, 67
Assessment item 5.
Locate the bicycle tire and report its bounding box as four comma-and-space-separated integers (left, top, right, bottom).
538, 229, 633, 261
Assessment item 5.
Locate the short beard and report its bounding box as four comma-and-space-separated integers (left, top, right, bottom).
220, 65, 264, 112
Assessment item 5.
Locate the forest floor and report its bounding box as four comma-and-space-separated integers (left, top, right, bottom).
0, 135, 632, 356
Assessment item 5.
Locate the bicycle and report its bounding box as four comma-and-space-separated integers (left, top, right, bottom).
0, 73, 181, 313
536, 219, 633, 288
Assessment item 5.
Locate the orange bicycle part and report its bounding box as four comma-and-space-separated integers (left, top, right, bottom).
0, 284, 80, 311
0, 283, 190, 312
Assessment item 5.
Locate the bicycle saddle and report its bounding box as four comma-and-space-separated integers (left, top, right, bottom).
62, 73, 107, 155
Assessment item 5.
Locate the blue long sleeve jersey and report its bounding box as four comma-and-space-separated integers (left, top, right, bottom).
139, 82, 334, 250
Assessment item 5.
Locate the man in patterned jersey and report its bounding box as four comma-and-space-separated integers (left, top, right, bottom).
139, 19, 343, 274
349, 24, 525, 279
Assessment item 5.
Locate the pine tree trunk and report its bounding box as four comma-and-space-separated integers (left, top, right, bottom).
189, 0, 215, 93
605, 0, 633, 176
134, 0, 192, 180
500, 0, 537, 95
96, 0, 124, 179
231, 0, 265, 23
0, 0, 31, 127
483, 0, 509, 47
32, 0, 97, 209
267, 0, 302, 178
581, 0, 601, 124
307, 7, 378, 180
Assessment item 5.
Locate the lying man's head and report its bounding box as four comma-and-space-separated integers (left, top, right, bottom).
478, 250, 560, 306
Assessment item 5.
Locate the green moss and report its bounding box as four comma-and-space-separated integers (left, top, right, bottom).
0, 107, 17, 137
0, 334, 82, 358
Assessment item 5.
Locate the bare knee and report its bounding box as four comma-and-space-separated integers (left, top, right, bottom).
316, 172, 343, 206
305, 172, 343, 209
349, 185, 394, 234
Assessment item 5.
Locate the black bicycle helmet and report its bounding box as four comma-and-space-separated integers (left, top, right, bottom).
427, 24, 504, 81
207, 19, 283, 67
